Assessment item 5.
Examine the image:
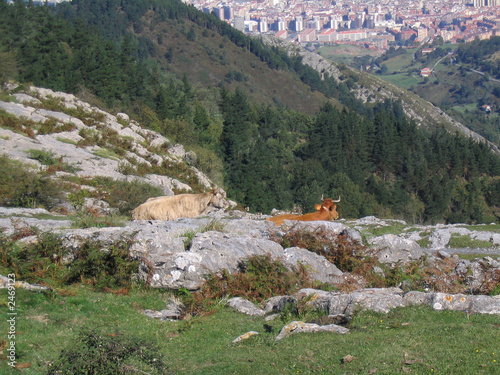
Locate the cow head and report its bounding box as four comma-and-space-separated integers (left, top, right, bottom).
314, 196, 341, 220
209, 188, 229, 209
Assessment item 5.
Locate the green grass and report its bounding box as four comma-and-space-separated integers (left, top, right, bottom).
381, 53, 414, 72
448, 234, 494, 249
377, 73, 421, 89
457, 223, 500, 232
92, 147, 122, 161
55, 137, 78, 145
353, 222, 409, 241
0, 287, 499, 374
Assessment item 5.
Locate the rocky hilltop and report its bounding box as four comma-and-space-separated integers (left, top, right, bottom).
0, 84, 218, 200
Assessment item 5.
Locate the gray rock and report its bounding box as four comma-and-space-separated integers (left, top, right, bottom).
263, 296, 297, 313
0, 216, 72, 237
438, 250, 452, 259
280, 220, 348, 235
344, 288, 405, 315
0, 275, 51, 292
12, 93, 42, 105
116, 112, 130, 123
226, 297, 265, 316
295, 288, 333, 312
140, 231, 284, 290
275, 321, 349, 341
327, 293, 354, 315
368, 234, 424, 264
82, 198, 119, 216
282, 247, 343, 283
142, 297, 184, 321
429, 227, 471, 249
432, 292, 471, 311
403, 291, 434, 307
0, 207, 53, 217
470, 295, 500, 315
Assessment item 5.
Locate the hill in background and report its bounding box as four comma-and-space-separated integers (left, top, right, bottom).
1, 0, 500, 224
317, 39, 500, 149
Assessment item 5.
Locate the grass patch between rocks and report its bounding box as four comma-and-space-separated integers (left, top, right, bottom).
448, 234, 494, 249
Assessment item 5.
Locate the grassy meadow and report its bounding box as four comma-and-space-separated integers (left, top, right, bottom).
0, 286, 499, 374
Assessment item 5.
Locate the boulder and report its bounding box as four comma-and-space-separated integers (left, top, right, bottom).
282, 247, 343, 284
232, 331, 259, 344
275, 321, 349, 341
140, 231, 284, 290
226, 297, 265, 316
368, 234, 424, 264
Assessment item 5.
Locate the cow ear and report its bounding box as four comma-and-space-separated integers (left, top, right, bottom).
314, 204, 321, 211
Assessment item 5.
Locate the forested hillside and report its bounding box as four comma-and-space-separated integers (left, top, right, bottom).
358, 38, 500, 149
1, 0, 500, 224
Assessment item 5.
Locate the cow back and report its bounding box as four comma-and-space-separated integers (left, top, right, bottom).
131, 189, 228, 221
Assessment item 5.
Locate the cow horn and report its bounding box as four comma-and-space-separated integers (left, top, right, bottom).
332, 196, 341, 203
321, 194, 324, 200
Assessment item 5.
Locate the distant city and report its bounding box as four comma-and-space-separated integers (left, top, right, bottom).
184, 0, 500, 49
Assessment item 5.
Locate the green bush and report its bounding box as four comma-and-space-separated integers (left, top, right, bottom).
89, 176, 164, 215
47, 327, 170, 375
0, 231, 139, 291
0, 155, 63, 209
63, 237, 139, 291
181, 255, 314, 317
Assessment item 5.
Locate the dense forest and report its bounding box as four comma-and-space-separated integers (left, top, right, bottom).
1, 0, 500, 224
456, 36, 500, 79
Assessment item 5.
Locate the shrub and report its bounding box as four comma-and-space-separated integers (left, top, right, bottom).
28, 149, 57, 165
62, 237, 138, 291
0, 155, 63, 209
0, 232, 66, 284
88, 176, 164, 215
276, 228, 368, 272
47, 327, 170, 375
0, 231, 139, 291
181, 255, 314, 317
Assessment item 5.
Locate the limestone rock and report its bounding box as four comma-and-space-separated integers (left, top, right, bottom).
263, 296, 297, 313
232, 331, 259, 344
275, 321, 349, 341
282, 247, 343, 283
368, 234, 424, 264
226, 297, 265, 316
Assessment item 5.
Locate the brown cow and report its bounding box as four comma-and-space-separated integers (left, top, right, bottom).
131, 188, 228, 221
266, 197, 341, 226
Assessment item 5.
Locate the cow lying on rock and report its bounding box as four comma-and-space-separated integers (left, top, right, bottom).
131, 188, 229, 221
266, 197, 340, 226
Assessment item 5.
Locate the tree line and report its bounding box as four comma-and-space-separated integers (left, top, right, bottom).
0, 0, 499, 224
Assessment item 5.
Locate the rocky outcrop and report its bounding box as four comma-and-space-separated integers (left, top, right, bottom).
221, 286, 500, 341
1, 207, 499, 297
224, 287, 500, 321
0, 85, 217, 198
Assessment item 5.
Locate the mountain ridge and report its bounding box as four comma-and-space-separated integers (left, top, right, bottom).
260, 35, 500, 156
